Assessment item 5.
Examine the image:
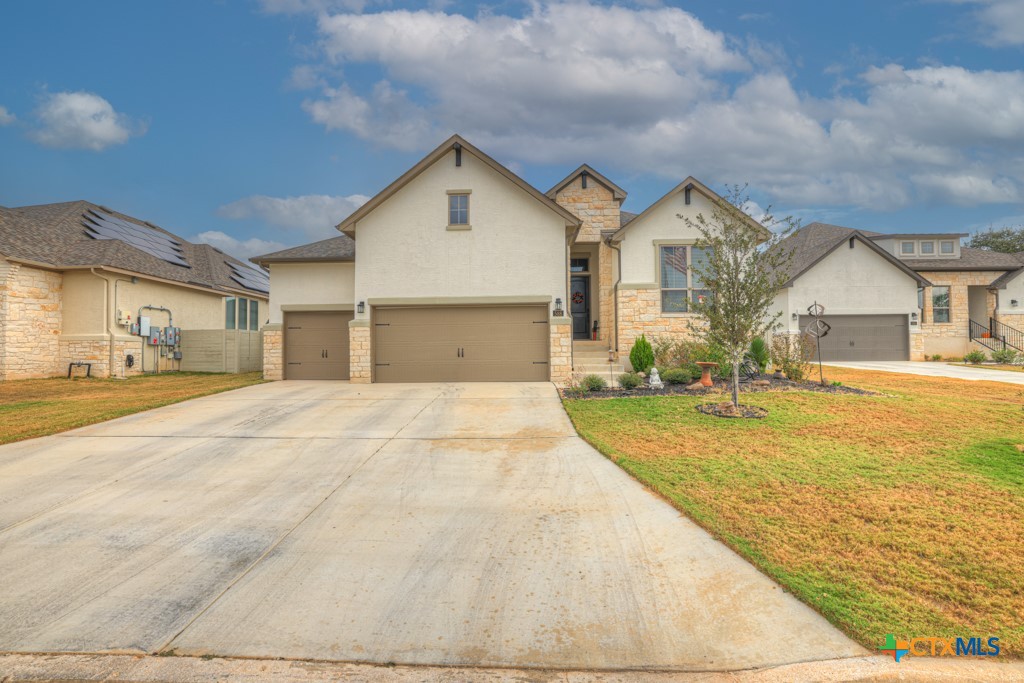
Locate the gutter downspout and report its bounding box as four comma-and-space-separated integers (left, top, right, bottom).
606, 238, 622, 354
89, 268, 116, 378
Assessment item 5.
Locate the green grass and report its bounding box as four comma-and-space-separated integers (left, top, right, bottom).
0, 372, 265, 444
563, 368, 1024, 655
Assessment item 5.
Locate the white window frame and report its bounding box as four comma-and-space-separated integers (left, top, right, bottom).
901, 241, 916, 255
920, 241, 935, 255
940, 240, 955, 255
657, 243, 712, 315
932, 286, 951, 324
447, 190, 470, 229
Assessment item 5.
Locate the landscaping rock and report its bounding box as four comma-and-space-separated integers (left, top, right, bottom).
686, 382, 704, 391
753, 379, 771, 387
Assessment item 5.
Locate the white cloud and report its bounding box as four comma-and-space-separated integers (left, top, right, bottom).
192, 231, 288, 260
216, 193, 369, 241
955, 0, 1024, 46
30, 91, 144, 151
287, 2, 1024, 210
0, 106, 15, 126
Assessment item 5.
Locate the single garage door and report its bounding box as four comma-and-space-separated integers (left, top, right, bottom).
284, 311, 353, 379
799, 314, 909, 361
374, 305, 550, 382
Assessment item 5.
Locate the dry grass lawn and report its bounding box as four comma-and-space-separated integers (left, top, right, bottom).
949, 363, 1024, 374
563, 367, 1024, 655
0, 372, 265, 444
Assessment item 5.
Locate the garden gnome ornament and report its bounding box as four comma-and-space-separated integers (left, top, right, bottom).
648, 367, 664, 389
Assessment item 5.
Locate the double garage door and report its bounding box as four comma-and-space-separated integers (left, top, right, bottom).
798, 314, 909, 361
284, 305, 550, 382
374, 305, 550, 382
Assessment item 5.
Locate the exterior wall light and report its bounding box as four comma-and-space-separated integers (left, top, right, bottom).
911, 312, 918, 320
791, 312, 798, 321
554, 298, 564, 317
357, 301, 365, 314
1012, 299, 1019, 307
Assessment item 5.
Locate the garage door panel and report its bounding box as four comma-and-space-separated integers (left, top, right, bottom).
799, 314, 909, 361
374, 305, 550, 383
284, 311, 353, 380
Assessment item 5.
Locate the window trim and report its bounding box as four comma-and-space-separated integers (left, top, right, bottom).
570, 257, 590, 273
655, 241, 711, 316
940, 240, 955, 255
920, 240, 935, 255
225, 297, 236, 330
932, 286, 951, 324
447, 190, 471, 229
237, 297, 249, 331
249, 299, 259, 331
901, 241, 916, 255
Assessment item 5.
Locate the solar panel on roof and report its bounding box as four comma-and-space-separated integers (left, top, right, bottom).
82, 210, 190, 268
227, 261, 269, 294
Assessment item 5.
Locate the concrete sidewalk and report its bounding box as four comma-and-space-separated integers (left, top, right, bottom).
0, 381, 863, 672
825, 360, 1024, 385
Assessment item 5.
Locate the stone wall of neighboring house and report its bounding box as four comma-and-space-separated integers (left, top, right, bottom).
349, 321, 371, 383
918, 270, 1003, 357
57, 337, 146, 378
555, 175, 620, 346
550, 316, 572, 385
262, 326, 283, 380
616, 286, 698, 364
0, 263, 64, 380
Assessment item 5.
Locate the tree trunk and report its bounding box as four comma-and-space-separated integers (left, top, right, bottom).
732, 359, 740, 408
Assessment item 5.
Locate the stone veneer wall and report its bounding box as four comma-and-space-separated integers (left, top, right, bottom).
996, 313, 1024, 332
616, 287, 699, 363
0, 263, 64, 380
918, 271, 1003, 356
57, 338, 146, 378
554, 175, 620, 346
262, 326, 283, 380
550, 316, 572, 385
349, 321, 371, 383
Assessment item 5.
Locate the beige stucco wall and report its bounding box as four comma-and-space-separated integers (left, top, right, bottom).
996, 272, 1024, 319
774, 241, 921, 336
267, 262, 355, 325
618, 188, 715, 286
351, 148, 567, 320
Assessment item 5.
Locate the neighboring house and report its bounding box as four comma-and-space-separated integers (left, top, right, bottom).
773, 222, 1024, 360
0, 201, 269, 380
254, 134, 759, 383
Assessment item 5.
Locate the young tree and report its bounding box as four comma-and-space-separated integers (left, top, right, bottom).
679, 186, 797, 409
967, 226, 1024, 253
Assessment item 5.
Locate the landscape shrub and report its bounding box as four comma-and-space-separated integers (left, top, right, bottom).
770, 334, 813, 381
581, 374, 607, 391
617, 372, 643, 389
930, 354, 943, 362
562, 378, 586, 399
661, 368, 692, 385
964, 350, 987, 365
991, 348, 1019, 364
749, 337, 770, 372
629, 335, 655, 374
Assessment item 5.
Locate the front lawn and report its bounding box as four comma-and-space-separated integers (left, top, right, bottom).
0, 372, 265, 444
563, 367, 1024, 655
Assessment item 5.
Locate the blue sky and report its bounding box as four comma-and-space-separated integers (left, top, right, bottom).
1, 0, 1023, 258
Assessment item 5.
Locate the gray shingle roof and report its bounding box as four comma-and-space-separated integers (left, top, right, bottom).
771, 222, 928, 286
0, 200, 268, 298
619, 210, 638, 228
902, 247, 1023, 271
251, 235, 355, 265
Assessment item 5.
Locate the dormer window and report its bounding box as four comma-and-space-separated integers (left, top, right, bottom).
940, 240, 955, 254
447, 191, 470, 229
920, 241, 934, 255
901, 241, 915, 255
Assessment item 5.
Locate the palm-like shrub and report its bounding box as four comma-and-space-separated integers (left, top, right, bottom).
749, 337, 770, 372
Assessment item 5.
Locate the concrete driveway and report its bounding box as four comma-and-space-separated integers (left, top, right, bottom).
0, 381, 864, 672
825, 360, 1024, 385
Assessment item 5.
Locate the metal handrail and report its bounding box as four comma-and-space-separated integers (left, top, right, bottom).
990, 317, 1024, 353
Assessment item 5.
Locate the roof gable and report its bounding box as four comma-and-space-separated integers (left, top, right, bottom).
609, 176, 769, 242
337, 134, 580, 236
544, 164, 627, 201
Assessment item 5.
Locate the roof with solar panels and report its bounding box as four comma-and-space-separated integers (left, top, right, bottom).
0, 200, 269, 297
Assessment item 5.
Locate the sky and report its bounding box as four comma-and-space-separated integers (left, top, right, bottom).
1, 0, 1023, 259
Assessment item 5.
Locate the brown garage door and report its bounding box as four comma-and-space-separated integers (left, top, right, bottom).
799, 314, 909, 361
373, 305, 549, 382
284, 311, 353, 380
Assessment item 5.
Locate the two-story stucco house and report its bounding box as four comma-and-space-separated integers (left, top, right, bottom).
254, 134, 763, 384
772, 222, 1024, 360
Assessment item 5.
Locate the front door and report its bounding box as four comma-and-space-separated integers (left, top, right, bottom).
570, 276, 590, 340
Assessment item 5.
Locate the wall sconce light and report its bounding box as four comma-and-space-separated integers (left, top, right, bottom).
791, 312, 798, 321
1012, 299, 1019, 308
357, 301, 365, 314
911, 312, 918, 320
554, 298, 564, 317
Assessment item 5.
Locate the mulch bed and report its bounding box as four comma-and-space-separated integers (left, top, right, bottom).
564, 375, 880, 400
696, 403, 769, 419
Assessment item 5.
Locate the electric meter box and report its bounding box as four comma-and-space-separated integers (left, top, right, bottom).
147, 328, 160, 345
164, 326, 178, 346
158, 329, 167, 345
174, 327, 181, 345
117, 309, 131, 325
139, 316, 151, 337
130, 322, 140, 336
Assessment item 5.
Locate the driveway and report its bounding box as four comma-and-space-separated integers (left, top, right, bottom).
0, 381, 863, 672
825, 360, 1024, 385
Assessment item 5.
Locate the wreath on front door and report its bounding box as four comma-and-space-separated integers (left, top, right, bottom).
572, 291, 585, 304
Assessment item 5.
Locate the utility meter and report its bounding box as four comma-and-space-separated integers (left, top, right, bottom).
139, 316, 151, 337
163, 326, 175, 346
148, 328, 160, 345
130, 322, 140, 336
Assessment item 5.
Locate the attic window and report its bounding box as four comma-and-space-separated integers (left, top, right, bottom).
941, 240, 955, 254
901, 241, 915, 255
920, 241, 935, 255
448, 193, 469, 226
849, 237, 855, 249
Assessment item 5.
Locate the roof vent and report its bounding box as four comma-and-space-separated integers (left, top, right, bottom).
684, 184, 692, 205
453, 142, 462, 167
581, 170, 588, 189
849, 237, 855, 249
